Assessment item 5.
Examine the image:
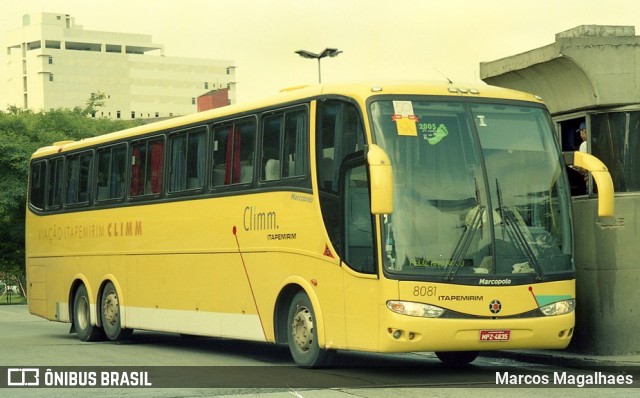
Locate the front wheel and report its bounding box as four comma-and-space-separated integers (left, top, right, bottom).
435, 351, 479, 366
73, 284, 104, 342
101, 281, 133, 341
286, 291, 332, 367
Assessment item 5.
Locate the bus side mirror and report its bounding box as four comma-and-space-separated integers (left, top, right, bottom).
563, 151, 615, 217
367, 144, 394, 214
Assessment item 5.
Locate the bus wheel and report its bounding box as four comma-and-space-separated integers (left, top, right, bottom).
435, 351, 479, 366
73, 284, 104, 342
286, 291, 332, 367
101, 281, 133, 341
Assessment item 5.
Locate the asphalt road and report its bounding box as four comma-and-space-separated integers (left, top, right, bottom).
1, 305, 637, 397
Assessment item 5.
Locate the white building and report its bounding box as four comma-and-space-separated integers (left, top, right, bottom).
4, 12, 236, 119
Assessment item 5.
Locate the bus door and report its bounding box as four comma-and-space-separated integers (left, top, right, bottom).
316, 98, 379, 350
341, 160, 380, 351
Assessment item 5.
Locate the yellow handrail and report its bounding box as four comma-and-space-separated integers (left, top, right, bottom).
564, 151, 615, 217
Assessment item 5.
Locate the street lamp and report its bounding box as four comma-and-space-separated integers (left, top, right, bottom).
295, 48, 343, 83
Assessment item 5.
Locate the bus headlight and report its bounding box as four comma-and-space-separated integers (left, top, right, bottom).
540, 299, 575, 316
386, 300, 445, 318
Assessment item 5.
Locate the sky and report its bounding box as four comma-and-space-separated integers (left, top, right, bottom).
2, 0, 640, 107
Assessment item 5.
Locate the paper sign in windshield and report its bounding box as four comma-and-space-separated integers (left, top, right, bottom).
392, 101, 418, 136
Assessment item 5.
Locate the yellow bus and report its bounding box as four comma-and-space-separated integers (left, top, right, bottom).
26, 82, 614, 367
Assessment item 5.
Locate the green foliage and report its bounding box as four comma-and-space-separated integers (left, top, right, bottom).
0, 106, 144, 286
84, 91, 107, 117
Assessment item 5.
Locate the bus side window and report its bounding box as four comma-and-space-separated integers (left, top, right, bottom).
262, 114, 283, 181
131, 138, 164, 196
212, 118, 255, 187
237, 119, 255, 184
212, 125, 230, 187
261, 108, 308, 182
65, 152, 92, 206
283, 110, 308, 178
47, 157, 64, 209
97, 144, 126, 201
169, 126, 207, 192
148, 140, 164, 194
29, 161, 46, 210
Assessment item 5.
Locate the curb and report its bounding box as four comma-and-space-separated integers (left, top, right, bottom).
482, 350, 640, 367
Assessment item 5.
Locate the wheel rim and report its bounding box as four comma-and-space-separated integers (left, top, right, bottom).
291, 305, 313, 353
77, 296, 90, 330
102, 290, 119, 327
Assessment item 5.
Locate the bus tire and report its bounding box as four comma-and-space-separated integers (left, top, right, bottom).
286, 291, 332, 368
100, 281, 133, 341
435, 351, 479, 366
73, 284, 104, 342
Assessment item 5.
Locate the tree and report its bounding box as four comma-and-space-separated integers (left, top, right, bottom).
82, 91, 107, 117
0, 107, 143, 294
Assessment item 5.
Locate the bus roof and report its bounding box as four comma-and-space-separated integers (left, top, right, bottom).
31, 81, 544, 158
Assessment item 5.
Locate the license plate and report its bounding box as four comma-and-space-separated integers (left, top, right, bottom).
480, 330, 511, 341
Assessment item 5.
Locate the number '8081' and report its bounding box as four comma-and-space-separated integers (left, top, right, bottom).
413, 285, 436, 297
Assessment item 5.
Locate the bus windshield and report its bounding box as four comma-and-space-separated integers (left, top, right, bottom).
370, 99, 573, 281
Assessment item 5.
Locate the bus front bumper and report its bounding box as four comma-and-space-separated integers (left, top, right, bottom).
378, 310, 574, 353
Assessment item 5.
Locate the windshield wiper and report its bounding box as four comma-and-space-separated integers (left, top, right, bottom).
445, 205, 484, 281
495, 179, 543, 280
446, 178, 483, 281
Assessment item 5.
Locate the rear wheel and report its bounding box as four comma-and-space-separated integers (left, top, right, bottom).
101, 281, 133, 341
287, 291, 332, 367
435, 351, 479, 365
73, 284, 104, 342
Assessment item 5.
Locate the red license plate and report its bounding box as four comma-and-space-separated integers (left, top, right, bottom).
480, 330, 511, 341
